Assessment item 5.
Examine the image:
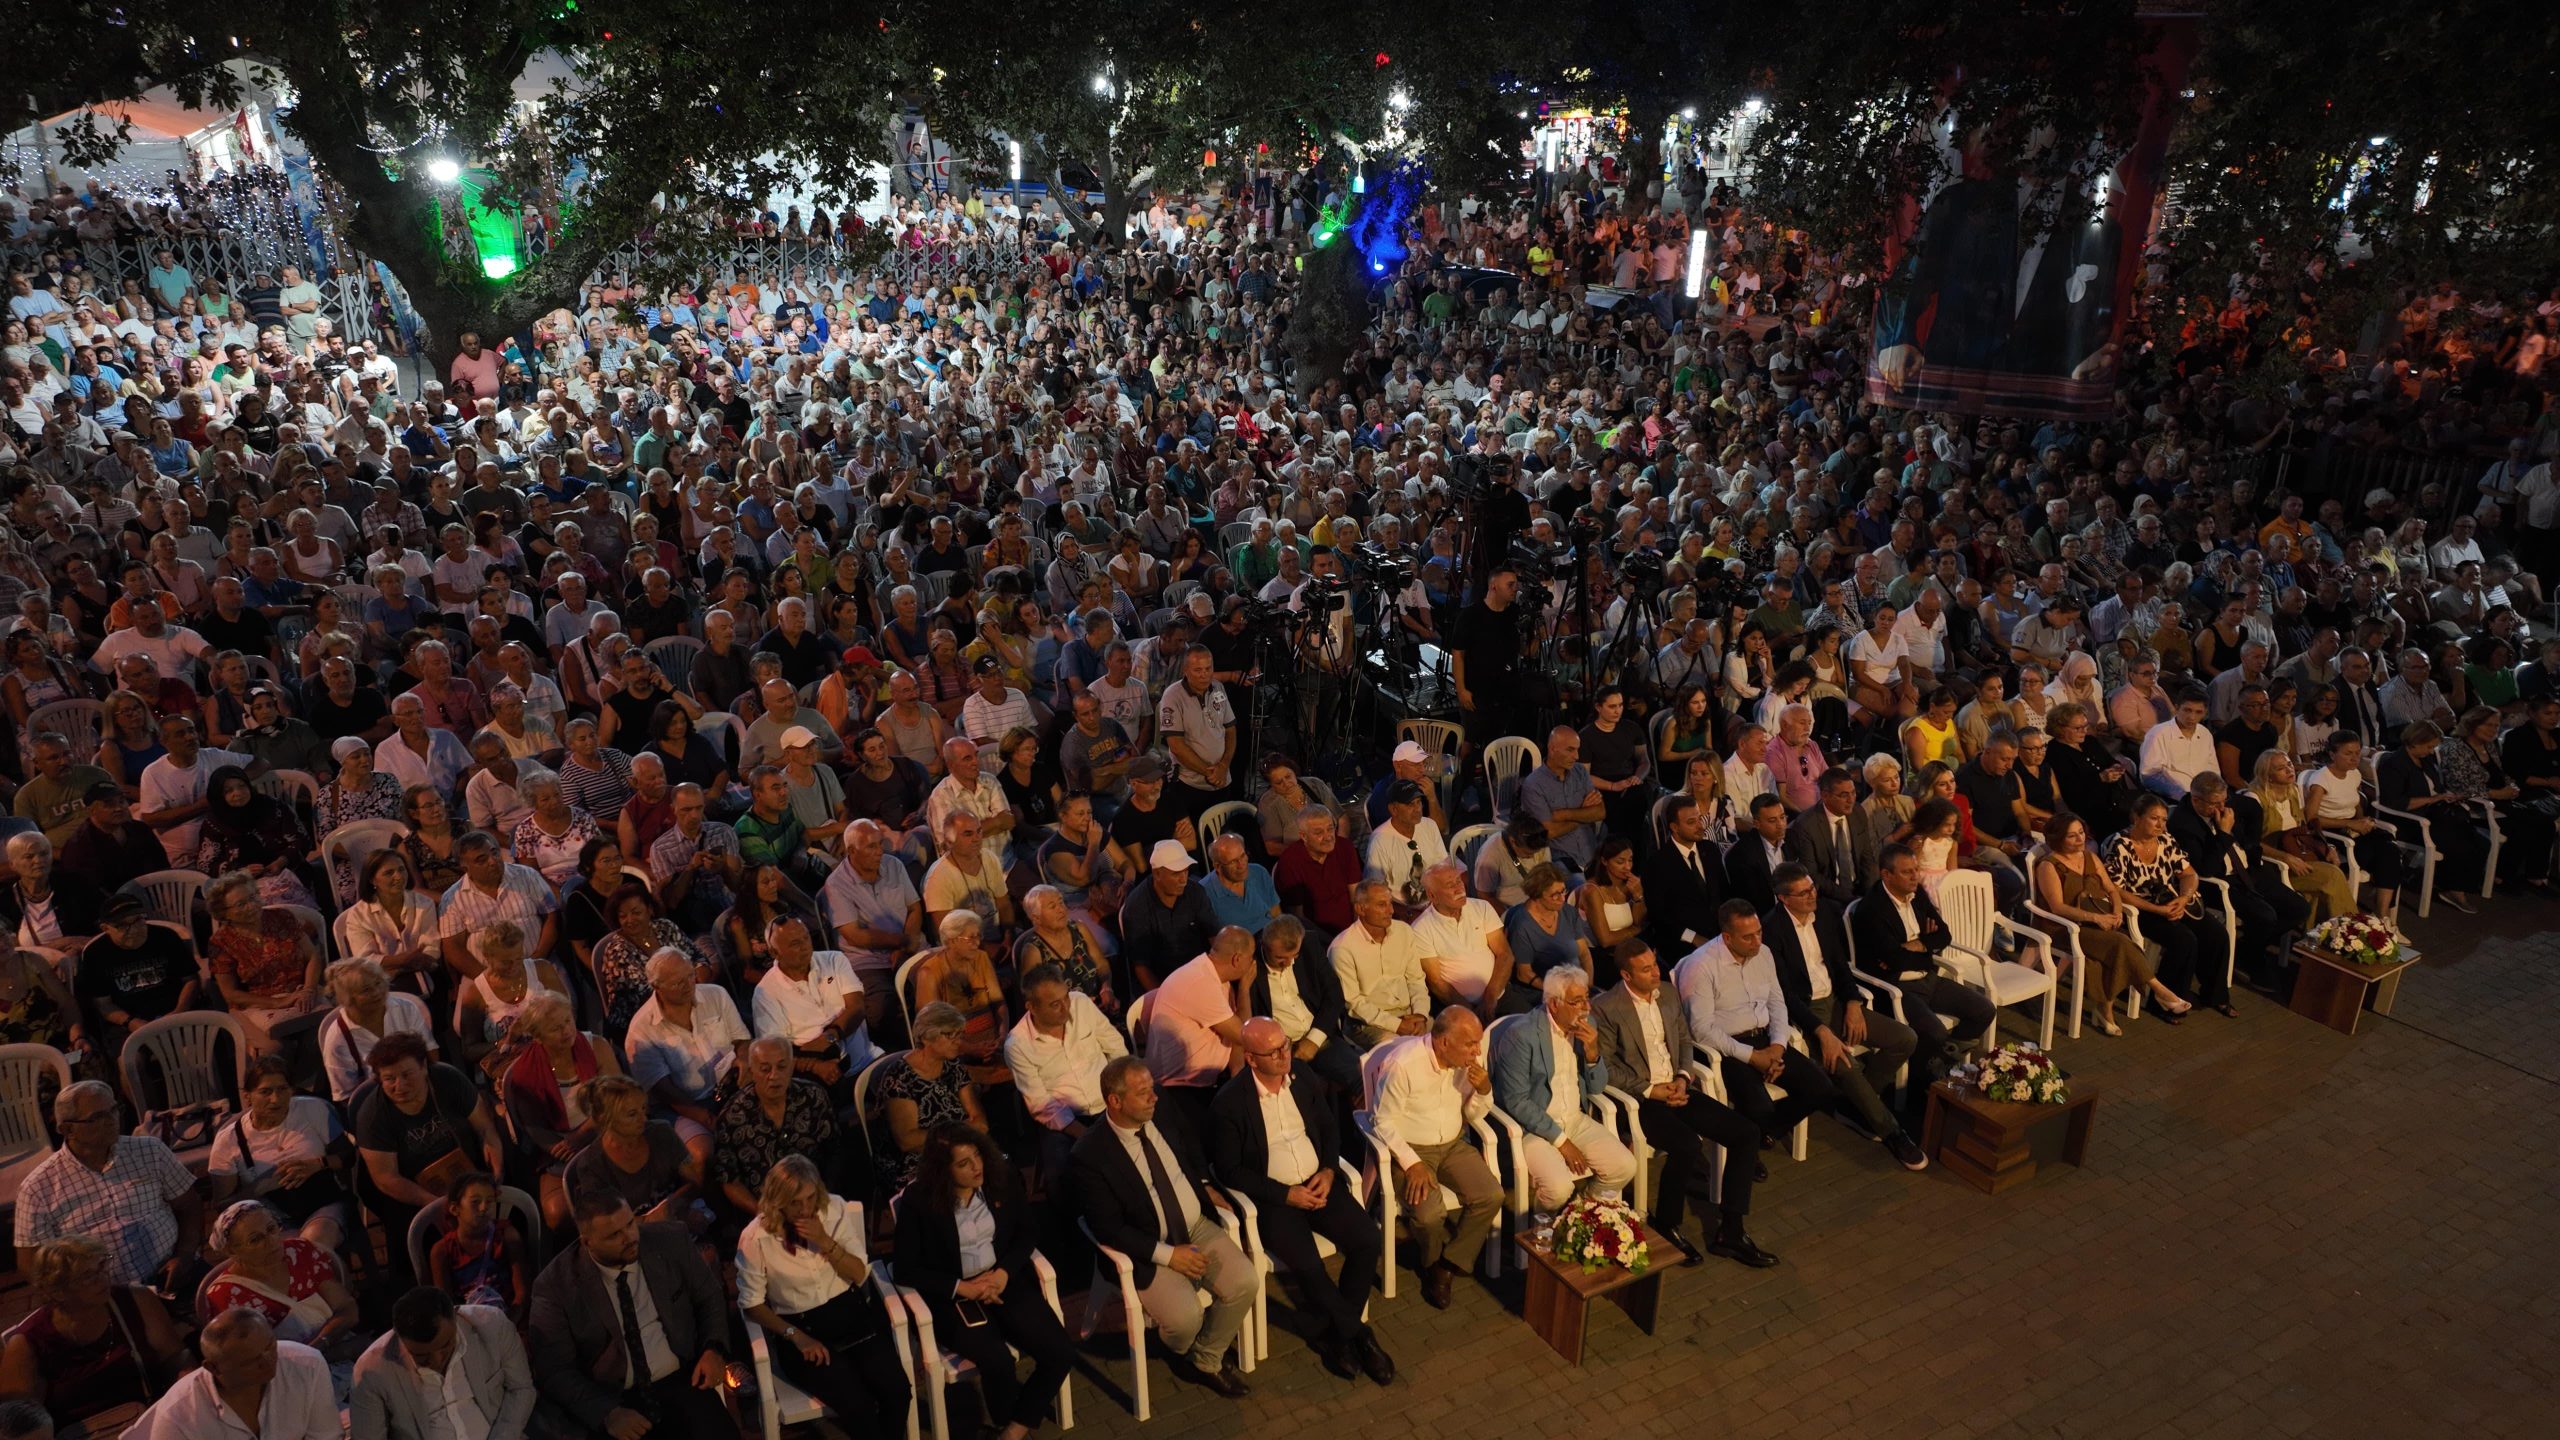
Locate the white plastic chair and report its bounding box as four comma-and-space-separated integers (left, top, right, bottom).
1195, 801, 1253, 852
1482, 736, 1540, 824
1933, 868, 2062, 1049
321, 818, 410, 904
1349, 1039, 1502, 1300
0, 1043, 71, 1209
694, 710, 746, 768
121, 869, 212, 930
2020, 846, 2101, 1037
25, 698, 103, 760
891, 1249, 1074, 1439
643, 635, 707, 694
1076, 1193, 1258, 1422
121, 1011, 246, 1169
1235, 1159, 1368, 1367
1602, 1053, 1721, 1217
256, 768, 323, 820
1447, 822, 1497, 872
742, 1201, 921, 1440
2374, 775, 2496, 917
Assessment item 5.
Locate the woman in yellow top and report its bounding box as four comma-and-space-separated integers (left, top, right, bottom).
1901, 686, 1967, 773
1528, 238, 1556, 278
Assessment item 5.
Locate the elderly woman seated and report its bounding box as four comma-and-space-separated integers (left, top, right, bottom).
499, 991, 624, 1231
208, 1054, 357, 1253
877, 1002, 989, 1187
905, 911, 1014, 1088
200, 1199, 362, 1364
0, 1235, 188, 1437
206, 868, 325, 1057
317, 957, 438, 1103
564, 1073, 707, 1233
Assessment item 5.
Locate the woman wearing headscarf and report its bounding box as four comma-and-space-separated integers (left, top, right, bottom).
193, 765, 320, 908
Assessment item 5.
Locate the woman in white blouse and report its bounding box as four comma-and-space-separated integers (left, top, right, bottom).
338, 852, 441, 997
208, 1054, 355, 1251
317, 957, 438, 1103
2301, 732, 2405, 925
735, 1155, 911, 1434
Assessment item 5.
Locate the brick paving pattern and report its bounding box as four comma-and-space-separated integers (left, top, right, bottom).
1031, 900, 2560, 1440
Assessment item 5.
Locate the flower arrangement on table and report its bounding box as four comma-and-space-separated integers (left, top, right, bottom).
1952, 1041, 2067, 1105
2307, 913, 2400, 966
1549, 1195, 1652, 1276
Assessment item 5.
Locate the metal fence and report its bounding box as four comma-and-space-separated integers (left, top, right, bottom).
1, 228, 383, 346
2230, 443, 2492, 526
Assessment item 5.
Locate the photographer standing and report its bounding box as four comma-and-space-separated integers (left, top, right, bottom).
1455, 565, 1534, 752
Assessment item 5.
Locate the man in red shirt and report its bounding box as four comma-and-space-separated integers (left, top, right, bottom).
1273, 805, 1362, 938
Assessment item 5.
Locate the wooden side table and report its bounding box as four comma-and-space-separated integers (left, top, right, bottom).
2288, 942, 2418, 1036
1922, 1081, 2101, 1194
1519, 1228, 1678, 1364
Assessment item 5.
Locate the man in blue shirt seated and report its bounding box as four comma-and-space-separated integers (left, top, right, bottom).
1201, 833, 1280, 935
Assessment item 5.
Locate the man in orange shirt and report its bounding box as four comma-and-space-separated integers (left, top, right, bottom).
2257, 492, 2315, 554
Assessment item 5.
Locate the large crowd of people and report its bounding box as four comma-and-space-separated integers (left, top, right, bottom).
0, 141, 2556, 1440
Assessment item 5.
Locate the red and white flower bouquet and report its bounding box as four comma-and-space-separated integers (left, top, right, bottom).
1550, 1195, 1651, 1275
2307, 913, 2400, 966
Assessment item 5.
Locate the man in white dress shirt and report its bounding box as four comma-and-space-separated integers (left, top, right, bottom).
1365, 1006, 1503, 1309
1327, 880, 1432, 1046
2138, 691, 2218, 799
134, 712, 257, 864
1006, 961, 1131, 1184
623, 949, 753, 1168
1674, 901, 1839, 1157
1409, 861, 1511, 1018
130, 1309, 340, 1440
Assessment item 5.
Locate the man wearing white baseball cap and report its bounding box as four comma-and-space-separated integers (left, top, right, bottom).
1366, 739, 1449, 833
1117, 837, 1220, 997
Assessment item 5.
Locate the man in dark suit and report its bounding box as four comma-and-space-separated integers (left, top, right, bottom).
1723, 794, 1790, 913
1589, 939, 1779, 1269
2332, 650, 2393, 750
1762, 863, 1928, 1168
1845, 843, 1996, 1101
1786, 768, 1881, 908
1639, 795, 1725, 959
2168, 773, 2308, 990
527, 1193, 731, 1440
1069, 1055, 1257, 1398
1247, 916, 1361, 1098
1210, 1018, 1393, 1386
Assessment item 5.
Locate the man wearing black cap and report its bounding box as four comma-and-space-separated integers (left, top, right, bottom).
76, 894, 202, 1048
59, 782, 174, 896
959, 655, 1035, 744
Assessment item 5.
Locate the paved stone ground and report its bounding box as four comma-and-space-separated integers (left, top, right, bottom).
1024, 897, 2559, 1440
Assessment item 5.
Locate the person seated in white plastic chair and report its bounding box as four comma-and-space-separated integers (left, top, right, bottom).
1488, 965, 1636, 1219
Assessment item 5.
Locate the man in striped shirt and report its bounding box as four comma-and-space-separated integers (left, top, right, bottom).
438, 831, 559, 976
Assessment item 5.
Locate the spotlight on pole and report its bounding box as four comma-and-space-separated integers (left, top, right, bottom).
426, 156, 462, 185
1685, 229, 1709, 299
1092, 74, 1112, 96
1680, 106, 1697, 120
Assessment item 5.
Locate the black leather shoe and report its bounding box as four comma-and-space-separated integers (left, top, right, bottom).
1752, 1158, 1771, 1183
1663, 1229, 1706, 1267
1706, 1233, 1782, 1269
1195, 1362, 1252, 1398
1419, 1262, 1455, 1310
1315, 1336, 1359, 1381
1886, 1132, 1929, 1171
1357, 1336, 1397, 1385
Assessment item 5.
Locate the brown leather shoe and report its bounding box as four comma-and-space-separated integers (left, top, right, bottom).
1419, 1262, 1455, 1310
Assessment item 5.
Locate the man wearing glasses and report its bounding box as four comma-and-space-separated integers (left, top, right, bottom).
13, 1079, 204, 1288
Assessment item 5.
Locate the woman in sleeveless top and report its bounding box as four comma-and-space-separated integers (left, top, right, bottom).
2030, 813, 2156, 1036
1013, 886, 1112, 1009
451, 924, 572, 1078
96, 691, 165, 798
208, 1055, 355, 1250
0, 1235, 185, 1435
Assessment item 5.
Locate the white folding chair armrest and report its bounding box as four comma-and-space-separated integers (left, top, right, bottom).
1847, 966, 1908, 1020
1333, 1156, 1366, 1205
1585, 1089, 1620, 1130
887, 1282, 940, 1380
1683, 1059, 1719, 1099
1935, 944, 1991, 988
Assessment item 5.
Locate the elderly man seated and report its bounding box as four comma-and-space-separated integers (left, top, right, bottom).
13, 1080, 203, 1290
623, 947, 754, 1171
1489, 965, 1637, 1216
1366, 1006, 1503, 1309
129, 1309, 338, 1440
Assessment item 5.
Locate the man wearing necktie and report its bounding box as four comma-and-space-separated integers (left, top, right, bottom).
1070, 1056, 1258, 1399
1786, 768, 1880, 908
527, 1194, 730, 1440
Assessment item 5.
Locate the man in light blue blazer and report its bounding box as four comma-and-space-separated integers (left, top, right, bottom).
1490, 964, 1637, 1214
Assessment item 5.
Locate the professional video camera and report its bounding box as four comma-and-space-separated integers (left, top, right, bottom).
1618, 547, 1668, 600
1350, 542, 1418, 586
1298, 574, 1355, 614
1506, 535, 1563, 583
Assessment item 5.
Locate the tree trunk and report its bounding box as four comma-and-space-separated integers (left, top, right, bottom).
1285, 235, 1372, 398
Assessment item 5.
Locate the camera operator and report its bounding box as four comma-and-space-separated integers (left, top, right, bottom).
1290, 550, 1358, 745
1455, 564, 1534, 751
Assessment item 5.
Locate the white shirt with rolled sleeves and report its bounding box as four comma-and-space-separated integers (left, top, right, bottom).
1002, 990, 1129, 1130
1408, 897, 1504, 1006
1365, 1032, 1491, 1171
136, 746, 253, 864
735, 1192, 867, 1315
1326, 918, 1431, 1039
92, 623, 210, 679
129, 1338, 340, 1440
